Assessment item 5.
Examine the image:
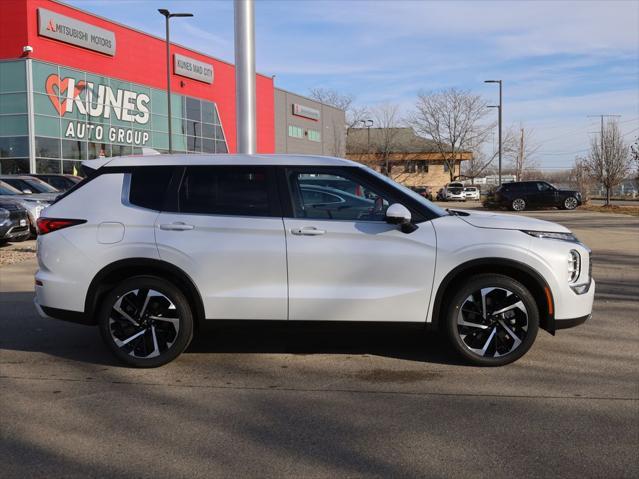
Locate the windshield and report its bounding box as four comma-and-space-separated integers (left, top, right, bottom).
364, 167, 448, 217
23, 178, 59, 193
0, 181, 21, 195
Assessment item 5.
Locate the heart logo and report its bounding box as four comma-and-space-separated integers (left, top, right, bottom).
45, 74, 86, 116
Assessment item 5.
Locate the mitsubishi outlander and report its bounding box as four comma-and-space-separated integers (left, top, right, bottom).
34, 155, 594, 367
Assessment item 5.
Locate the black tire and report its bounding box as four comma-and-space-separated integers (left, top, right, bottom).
561, 196, 578, 210
98, 276, 194, 368
444, 274, 539, 366
511, 198, 526, 211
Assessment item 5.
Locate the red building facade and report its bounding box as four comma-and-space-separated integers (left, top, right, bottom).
0, 0, 275, 174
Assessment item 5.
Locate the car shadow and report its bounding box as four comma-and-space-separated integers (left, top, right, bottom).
0, 290, 466, 367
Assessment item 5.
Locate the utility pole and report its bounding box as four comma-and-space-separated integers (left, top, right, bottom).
519, 128, 524, 181
587, 114, 621, 164
587, 114, 621, 205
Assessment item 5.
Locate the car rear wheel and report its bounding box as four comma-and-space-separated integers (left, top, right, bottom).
98, 276, 194, 368
562, 196, 578, 210
511, 198, 526, 211
444, 274, 539, 366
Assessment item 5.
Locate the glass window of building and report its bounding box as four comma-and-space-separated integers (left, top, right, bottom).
308, 129, 321, 142
288, 125, 303, 138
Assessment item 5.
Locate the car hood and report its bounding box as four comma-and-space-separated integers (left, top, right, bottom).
454, 209, 571, 233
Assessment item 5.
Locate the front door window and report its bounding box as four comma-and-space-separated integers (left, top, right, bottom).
288, 171, 389, 221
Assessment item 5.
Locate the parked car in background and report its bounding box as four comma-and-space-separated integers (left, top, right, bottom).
31, 174, 83, 192
484, 181, 582, 211
0, 180, 50, 235
442, 182, 466, 201
35, 154, 594, 368
463, 186, 480, 201
0, 175, 60, 201
0, 198, 31, 245
411, 186, 433, 201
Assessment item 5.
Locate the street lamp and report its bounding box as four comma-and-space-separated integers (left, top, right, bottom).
484, 80, 502, 185
158, 9, 193, 154
360, 119, 374, 150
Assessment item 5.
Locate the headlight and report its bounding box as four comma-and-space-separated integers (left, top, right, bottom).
522, 230, 579, 242
0, 208, 9, 220
568, 250, 581, 283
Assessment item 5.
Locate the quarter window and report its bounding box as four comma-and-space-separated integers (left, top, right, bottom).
178, 166, 272, 216
129, 167, 174, 210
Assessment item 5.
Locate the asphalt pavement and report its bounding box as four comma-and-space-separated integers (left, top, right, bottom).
1, 207, 638, 478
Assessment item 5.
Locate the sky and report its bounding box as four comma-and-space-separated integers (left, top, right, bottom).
66, 0, 639, 169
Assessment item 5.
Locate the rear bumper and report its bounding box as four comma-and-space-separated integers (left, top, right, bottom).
34, 299, 93, 325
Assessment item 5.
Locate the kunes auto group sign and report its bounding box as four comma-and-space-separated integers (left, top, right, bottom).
46, 74, 151, 146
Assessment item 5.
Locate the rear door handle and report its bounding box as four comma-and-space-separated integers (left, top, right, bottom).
291, 226, 326, 236
160, 222, 194, 231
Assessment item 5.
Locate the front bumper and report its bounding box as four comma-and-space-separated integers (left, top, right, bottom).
555, 314, 591, 330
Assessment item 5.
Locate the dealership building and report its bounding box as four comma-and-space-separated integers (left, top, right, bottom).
0, 0, 345, 175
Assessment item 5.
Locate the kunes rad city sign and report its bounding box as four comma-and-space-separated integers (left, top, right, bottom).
46, 74, 151, 146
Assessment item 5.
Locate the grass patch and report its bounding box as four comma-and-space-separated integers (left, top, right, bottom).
580, 204, 639, 216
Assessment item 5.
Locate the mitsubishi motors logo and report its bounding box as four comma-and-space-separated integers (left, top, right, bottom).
45, 74, 151, 146
46, 19, 56, 32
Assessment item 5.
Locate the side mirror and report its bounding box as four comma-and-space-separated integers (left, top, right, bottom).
22, 189, 33, 194
385, 203, 418, 233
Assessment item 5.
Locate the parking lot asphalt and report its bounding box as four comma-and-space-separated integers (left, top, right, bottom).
1, 207, 638, 478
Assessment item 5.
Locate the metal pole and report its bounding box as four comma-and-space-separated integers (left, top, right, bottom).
165, 16, 172, 154
498, 80, 502, 186
234, 0, 256, 154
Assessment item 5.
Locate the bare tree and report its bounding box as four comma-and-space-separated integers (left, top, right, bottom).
408, 88, 488, 182
308, 87, 370, 129
346, 103, 402, 176
569, 156, 594, 204
308, 88, 370, 157
463, 130, 517, 183
584, 120, 631, 205
508, 125, 541, 181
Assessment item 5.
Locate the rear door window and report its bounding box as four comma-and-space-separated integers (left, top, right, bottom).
177, 166, 276, 217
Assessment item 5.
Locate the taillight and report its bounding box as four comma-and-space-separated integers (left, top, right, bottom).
37, 217, 86, 235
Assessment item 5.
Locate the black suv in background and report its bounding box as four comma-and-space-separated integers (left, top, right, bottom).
484, 181, 582, 211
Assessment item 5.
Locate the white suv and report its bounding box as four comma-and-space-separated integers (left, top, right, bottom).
35, 155, 594, 367
443, 182, 466, 201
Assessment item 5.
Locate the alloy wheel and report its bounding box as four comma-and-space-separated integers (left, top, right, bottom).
512, 199, 526, 211
564, 197, 578, 210
456, 287, 529, 358
108, 288, 180, 359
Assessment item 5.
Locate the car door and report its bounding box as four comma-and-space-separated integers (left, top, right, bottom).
535, 182, 557, 206
155, 165, 288, 320
282, 166, 437, 322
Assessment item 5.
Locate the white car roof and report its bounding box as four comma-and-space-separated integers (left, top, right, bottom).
86, 154, 362, 169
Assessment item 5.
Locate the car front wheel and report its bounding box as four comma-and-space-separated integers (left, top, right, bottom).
511, 198, 526, 211
445, 274, 539, 366
98, 276, 194, 368
562, 196, 578, 210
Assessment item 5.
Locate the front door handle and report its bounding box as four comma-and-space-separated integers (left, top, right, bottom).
160, 222, 194, 231
291, 226, 326, 236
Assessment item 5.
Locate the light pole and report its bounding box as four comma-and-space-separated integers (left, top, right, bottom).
158, 9, 193, 154
485, 80, 502, 185
360, 119, 373, 150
